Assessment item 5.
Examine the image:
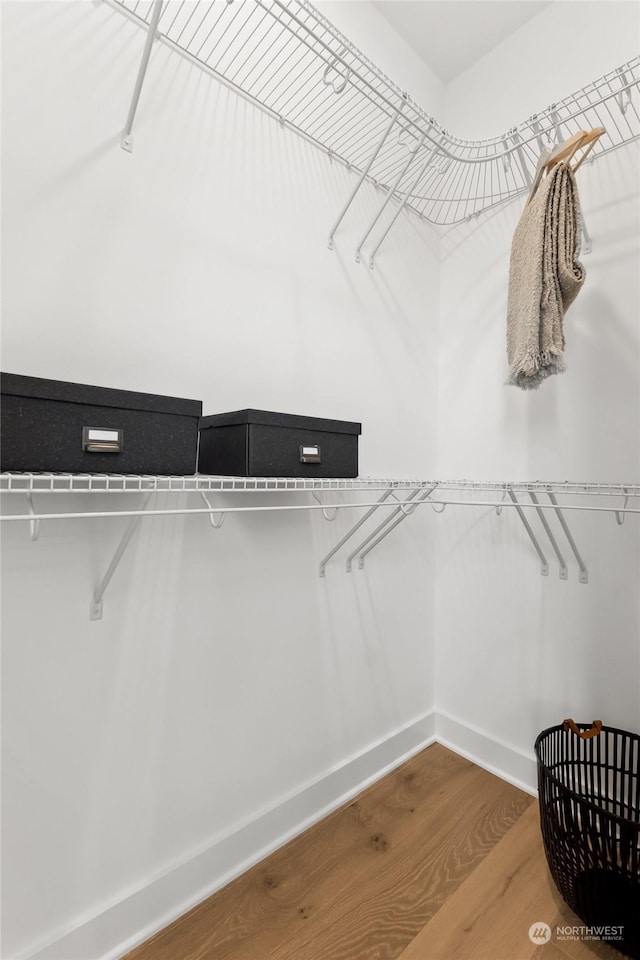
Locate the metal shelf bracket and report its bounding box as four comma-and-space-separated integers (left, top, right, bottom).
510, 129, 533, 188
120, 0, 164, 152
495, 489, 507, 516
507, 487, 549, 576
368, 139, 443, 269
346, 488, 420, 572
615, 488, 630, 525
319, 488, 394, 577
546, 491, 589, 584
90, 492, 152, 620
26, 492, 40, 542
504, 487, 588, 582
355, 132, 426, 263
616, 69, 633, 114
348, 484, 437, 571
311, 492, 339, 521
327, 103, 404, 250
529, 491, 568, 580
581, 214, 593, 255
200, 492, 226, 529
322, 47, 351, 95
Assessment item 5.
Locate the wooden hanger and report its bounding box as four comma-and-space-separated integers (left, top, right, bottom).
564, 126, 605, 171
527, 127, 606, 203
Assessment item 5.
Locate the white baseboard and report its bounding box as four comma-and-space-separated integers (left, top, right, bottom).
27, 712, 437, 960
435, 710, 538, 797
26, 709, 537, 960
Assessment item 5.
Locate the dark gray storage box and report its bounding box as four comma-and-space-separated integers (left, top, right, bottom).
1, 373, 202, 475
198, 409, 361, 478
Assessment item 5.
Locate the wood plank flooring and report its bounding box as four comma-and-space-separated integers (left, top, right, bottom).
124, 744, 621, 960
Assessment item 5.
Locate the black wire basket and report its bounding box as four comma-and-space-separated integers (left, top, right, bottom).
535, 720, 640, 959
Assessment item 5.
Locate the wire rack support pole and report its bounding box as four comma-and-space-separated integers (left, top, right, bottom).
368, 139, 442, 268
529, 491, 568, 580
319, 488, 394, 577
355, 133, 426, 263
25, 493, 40, 542
531, 119, 547, 154
327, 103, 404, 250
356, 485, 437, 568
581, 215, 593, 255
511, 129, 533, 188
346, 486, 436, 571
547, 492, 589, 584
616, 68, 633, 113
615, 487, 630, 525
507, 487, 548, 576
345, 488, 421, 571
121, 0, 164, 152
89, 493, 152, 620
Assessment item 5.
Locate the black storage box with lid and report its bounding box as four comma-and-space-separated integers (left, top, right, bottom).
198, 409, 361, 478
1, 372, 202, 475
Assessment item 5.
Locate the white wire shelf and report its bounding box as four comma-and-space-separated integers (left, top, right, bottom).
0, 473, 432, 493
428, 480, 640, 499
108, 0, 640, 245
1, 473, 638, 498
3, 473, 636, 617
0, 473, 640, 510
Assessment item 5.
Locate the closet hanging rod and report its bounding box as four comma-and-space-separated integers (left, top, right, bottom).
2, 498, 639, 524
108, 0, 640, 228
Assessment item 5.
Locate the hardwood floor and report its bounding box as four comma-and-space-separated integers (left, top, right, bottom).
124, 744, 622, 960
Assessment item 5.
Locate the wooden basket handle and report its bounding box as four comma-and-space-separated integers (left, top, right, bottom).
563, 718, 603, 739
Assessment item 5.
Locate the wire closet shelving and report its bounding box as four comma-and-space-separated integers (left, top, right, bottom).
109, 0, 640, 263
8, 7, 639, 615
2, 474, 638, 619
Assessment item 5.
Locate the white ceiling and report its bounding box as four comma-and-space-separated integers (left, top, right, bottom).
372, 1, 551, 84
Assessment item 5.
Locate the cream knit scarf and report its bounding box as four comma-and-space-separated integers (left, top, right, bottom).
506, 163, 585, 389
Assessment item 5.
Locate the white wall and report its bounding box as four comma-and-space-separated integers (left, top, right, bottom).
436, 1, 640, 784
317, 0, 443, 108
445, 2, 640, 138
0, 3, 440, 958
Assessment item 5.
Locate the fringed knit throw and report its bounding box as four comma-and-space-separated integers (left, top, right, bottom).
506, 163, 585, 389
